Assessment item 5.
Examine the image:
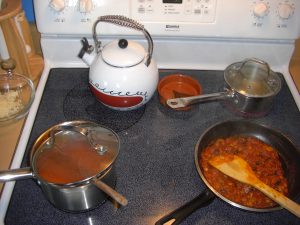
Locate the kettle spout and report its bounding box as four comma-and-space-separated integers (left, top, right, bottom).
78, 37, 96, 66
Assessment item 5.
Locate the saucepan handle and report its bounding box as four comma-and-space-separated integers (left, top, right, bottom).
155, 189, 215, 225
167, 90, 234, 109
0, 167, 33, 182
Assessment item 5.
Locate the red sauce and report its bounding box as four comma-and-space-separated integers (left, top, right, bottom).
158, 74, 202, 110
35, 139, 108, 184
200, 136, 288, 208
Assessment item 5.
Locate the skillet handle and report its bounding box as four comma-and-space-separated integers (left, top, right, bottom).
155, 189, 215, 225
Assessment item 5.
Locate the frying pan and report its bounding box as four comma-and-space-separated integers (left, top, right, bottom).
156, 120, 300, 225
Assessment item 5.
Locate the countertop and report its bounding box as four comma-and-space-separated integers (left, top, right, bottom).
290, 39, 300, 93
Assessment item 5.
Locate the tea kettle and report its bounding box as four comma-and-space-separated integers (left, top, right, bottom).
78, 15, 159, 111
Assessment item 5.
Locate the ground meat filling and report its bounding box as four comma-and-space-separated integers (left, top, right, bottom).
200, 136, 288, 208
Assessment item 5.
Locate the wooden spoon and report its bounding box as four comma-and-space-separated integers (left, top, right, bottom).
209, 155, 300, 218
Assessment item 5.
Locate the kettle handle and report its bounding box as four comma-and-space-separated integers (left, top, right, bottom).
92, 15, 153, 67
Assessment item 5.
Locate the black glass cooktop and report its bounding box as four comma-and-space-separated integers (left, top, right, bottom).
5, 68, 300, 225
63, 74, 146, 132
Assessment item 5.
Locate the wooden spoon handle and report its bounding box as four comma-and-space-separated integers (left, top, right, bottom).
92, 178, 128, 206
254, 181, 300, 218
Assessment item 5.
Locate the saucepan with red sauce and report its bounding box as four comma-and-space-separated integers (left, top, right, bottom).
0, 120, 127, 212
156, 120, 300, 225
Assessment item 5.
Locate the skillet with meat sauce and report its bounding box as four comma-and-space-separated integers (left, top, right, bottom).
200, 135, 288, 209
156, 120, 300, 225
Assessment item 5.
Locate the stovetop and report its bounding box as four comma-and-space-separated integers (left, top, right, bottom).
5, 69, 300, 225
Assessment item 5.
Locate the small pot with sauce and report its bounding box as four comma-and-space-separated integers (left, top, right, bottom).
0, 120, 127, 212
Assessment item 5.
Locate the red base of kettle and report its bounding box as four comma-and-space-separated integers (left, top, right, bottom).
90, 85, 144, 110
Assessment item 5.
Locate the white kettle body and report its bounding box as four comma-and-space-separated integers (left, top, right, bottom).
79, 15, 159, 111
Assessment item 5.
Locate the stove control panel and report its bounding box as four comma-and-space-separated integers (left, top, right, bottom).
277, 3, 294, 19
131, 0, 217, 23
34, 0, 300, 39
49, 0, 66, 12
49, 0, 94, 13
253, 2, 270, 18
250, 0, 296, 29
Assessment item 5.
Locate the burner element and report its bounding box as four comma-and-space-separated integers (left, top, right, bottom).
63, 83, 145, 132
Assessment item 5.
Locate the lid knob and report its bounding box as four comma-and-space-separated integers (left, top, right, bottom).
0, 58, 16, 71
118, 39, 128, 49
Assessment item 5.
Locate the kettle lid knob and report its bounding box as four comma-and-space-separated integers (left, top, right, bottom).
118, 39, 128, 49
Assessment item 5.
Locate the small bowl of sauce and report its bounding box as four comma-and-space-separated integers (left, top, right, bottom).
158, 74, 202, 110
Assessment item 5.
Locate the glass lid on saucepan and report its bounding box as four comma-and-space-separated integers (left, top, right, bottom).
32, 122, 120, 185
224, 58, 282, 98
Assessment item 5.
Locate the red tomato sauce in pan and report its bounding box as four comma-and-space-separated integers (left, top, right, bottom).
200, 136, 288, 208
35, 141, 106, 184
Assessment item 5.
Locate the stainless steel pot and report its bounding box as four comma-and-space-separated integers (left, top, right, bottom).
167, 58, 282, 117
0, 120, 127, 212
156, 120, 300, 225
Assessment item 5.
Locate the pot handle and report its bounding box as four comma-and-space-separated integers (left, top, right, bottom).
155, 189, 215, 225
48, 124, 88, 147
92, 15, 153, 67
239, 58, 271, 78
0, 167, 33, 182
167, 89, 234, 109
47, 124, 109, 155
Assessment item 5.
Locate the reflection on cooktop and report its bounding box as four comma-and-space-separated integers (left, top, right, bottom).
63, 83, 146, 132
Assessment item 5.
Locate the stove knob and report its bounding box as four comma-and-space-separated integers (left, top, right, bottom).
253, 2, 269, 18
49, 0, 65, 12
278, 3, 294, 19
79, 0, 93, 13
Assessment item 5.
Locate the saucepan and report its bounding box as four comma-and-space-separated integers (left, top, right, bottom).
167, 58, 282, 117
0, 120, 127, 212
156, 120, 300, 224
